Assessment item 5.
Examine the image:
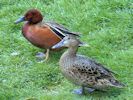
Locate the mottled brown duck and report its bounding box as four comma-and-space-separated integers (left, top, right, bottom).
52, 35, 125, 95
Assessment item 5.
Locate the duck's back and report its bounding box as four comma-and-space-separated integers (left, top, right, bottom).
74, 55, 113, 77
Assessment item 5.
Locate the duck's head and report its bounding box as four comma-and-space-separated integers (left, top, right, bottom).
15, 9, 43, 24
52, 35, 88, 49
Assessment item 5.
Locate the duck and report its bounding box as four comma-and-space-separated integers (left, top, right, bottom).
15, 9, 79, 61
52, 35, 125, 95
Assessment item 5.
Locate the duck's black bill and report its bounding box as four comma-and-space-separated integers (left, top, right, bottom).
14, 16, 25, 24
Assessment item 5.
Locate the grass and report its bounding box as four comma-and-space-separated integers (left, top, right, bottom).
0, 0, 133, 99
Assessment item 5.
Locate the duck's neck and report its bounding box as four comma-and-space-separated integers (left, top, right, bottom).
59, 46, 78, 68
67, 47, 78, 56
61, 46, 78, 59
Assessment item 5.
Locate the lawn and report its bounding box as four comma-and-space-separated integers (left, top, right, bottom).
0, 0, 133, 100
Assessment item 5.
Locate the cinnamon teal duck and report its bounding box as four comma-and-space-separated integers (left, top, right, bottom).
52, 35, 125, 95
15, 9, 79, 61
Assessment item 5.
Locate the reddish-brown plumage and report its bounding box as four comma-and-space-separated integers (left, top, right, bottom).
15, 9, 79, 60
22, 22, 61, 49
16, 9, 63, 50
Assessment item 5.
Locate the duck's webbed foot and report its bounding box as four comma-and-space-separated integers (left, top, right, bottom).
72, 86, 85, 95
36, 49, 50, 63
72, 88, 84, 95
72, 87, 95, 95
36, 52, 46, 63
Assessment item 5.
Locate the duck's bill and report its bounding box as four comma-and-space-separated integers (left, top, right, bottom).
14, 16, 25, 24
52, 39, 65, 49
52, 40, 89, 49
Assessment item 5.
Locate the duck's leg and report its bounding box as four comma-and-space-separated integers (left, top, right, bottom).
44, 49, 50, 61
72, 86, 85, 95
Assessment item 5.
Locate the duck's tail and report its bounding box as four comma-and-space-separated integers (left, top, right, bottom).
109, 79, 125, 88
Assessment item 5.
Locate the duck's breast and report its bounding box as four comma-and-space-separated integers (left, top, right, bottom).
59, 57, 84, 86
22, 23, 61, 49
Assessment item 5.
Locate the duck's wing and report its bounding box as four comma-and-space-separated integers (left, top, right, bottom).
74, 55, 115, 79
45, 21, 80, 39
72, 55, 124, 88
92, 60, 117, 75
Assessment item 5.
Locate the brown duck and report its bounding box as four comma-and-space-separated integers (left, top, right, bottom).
15, 9, 78, 61
52, 35, 125, 94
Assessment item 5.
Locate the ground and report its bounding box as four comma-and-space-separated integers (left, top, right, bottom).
0, 0, 133, 100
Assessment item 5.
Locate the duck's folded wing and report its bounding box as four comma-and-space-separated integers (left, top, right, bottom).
93, 60, 117, 75
45, 21, 80, 39
46, 21, 69, 31
74, 56, 115, 79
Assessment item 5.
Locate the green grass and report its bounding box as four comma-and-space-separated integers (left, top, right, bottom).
0, 0, 133, 99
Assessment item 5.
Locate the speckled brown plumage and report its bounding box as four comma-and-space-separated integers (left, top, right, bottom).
52, 35, 125, 94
